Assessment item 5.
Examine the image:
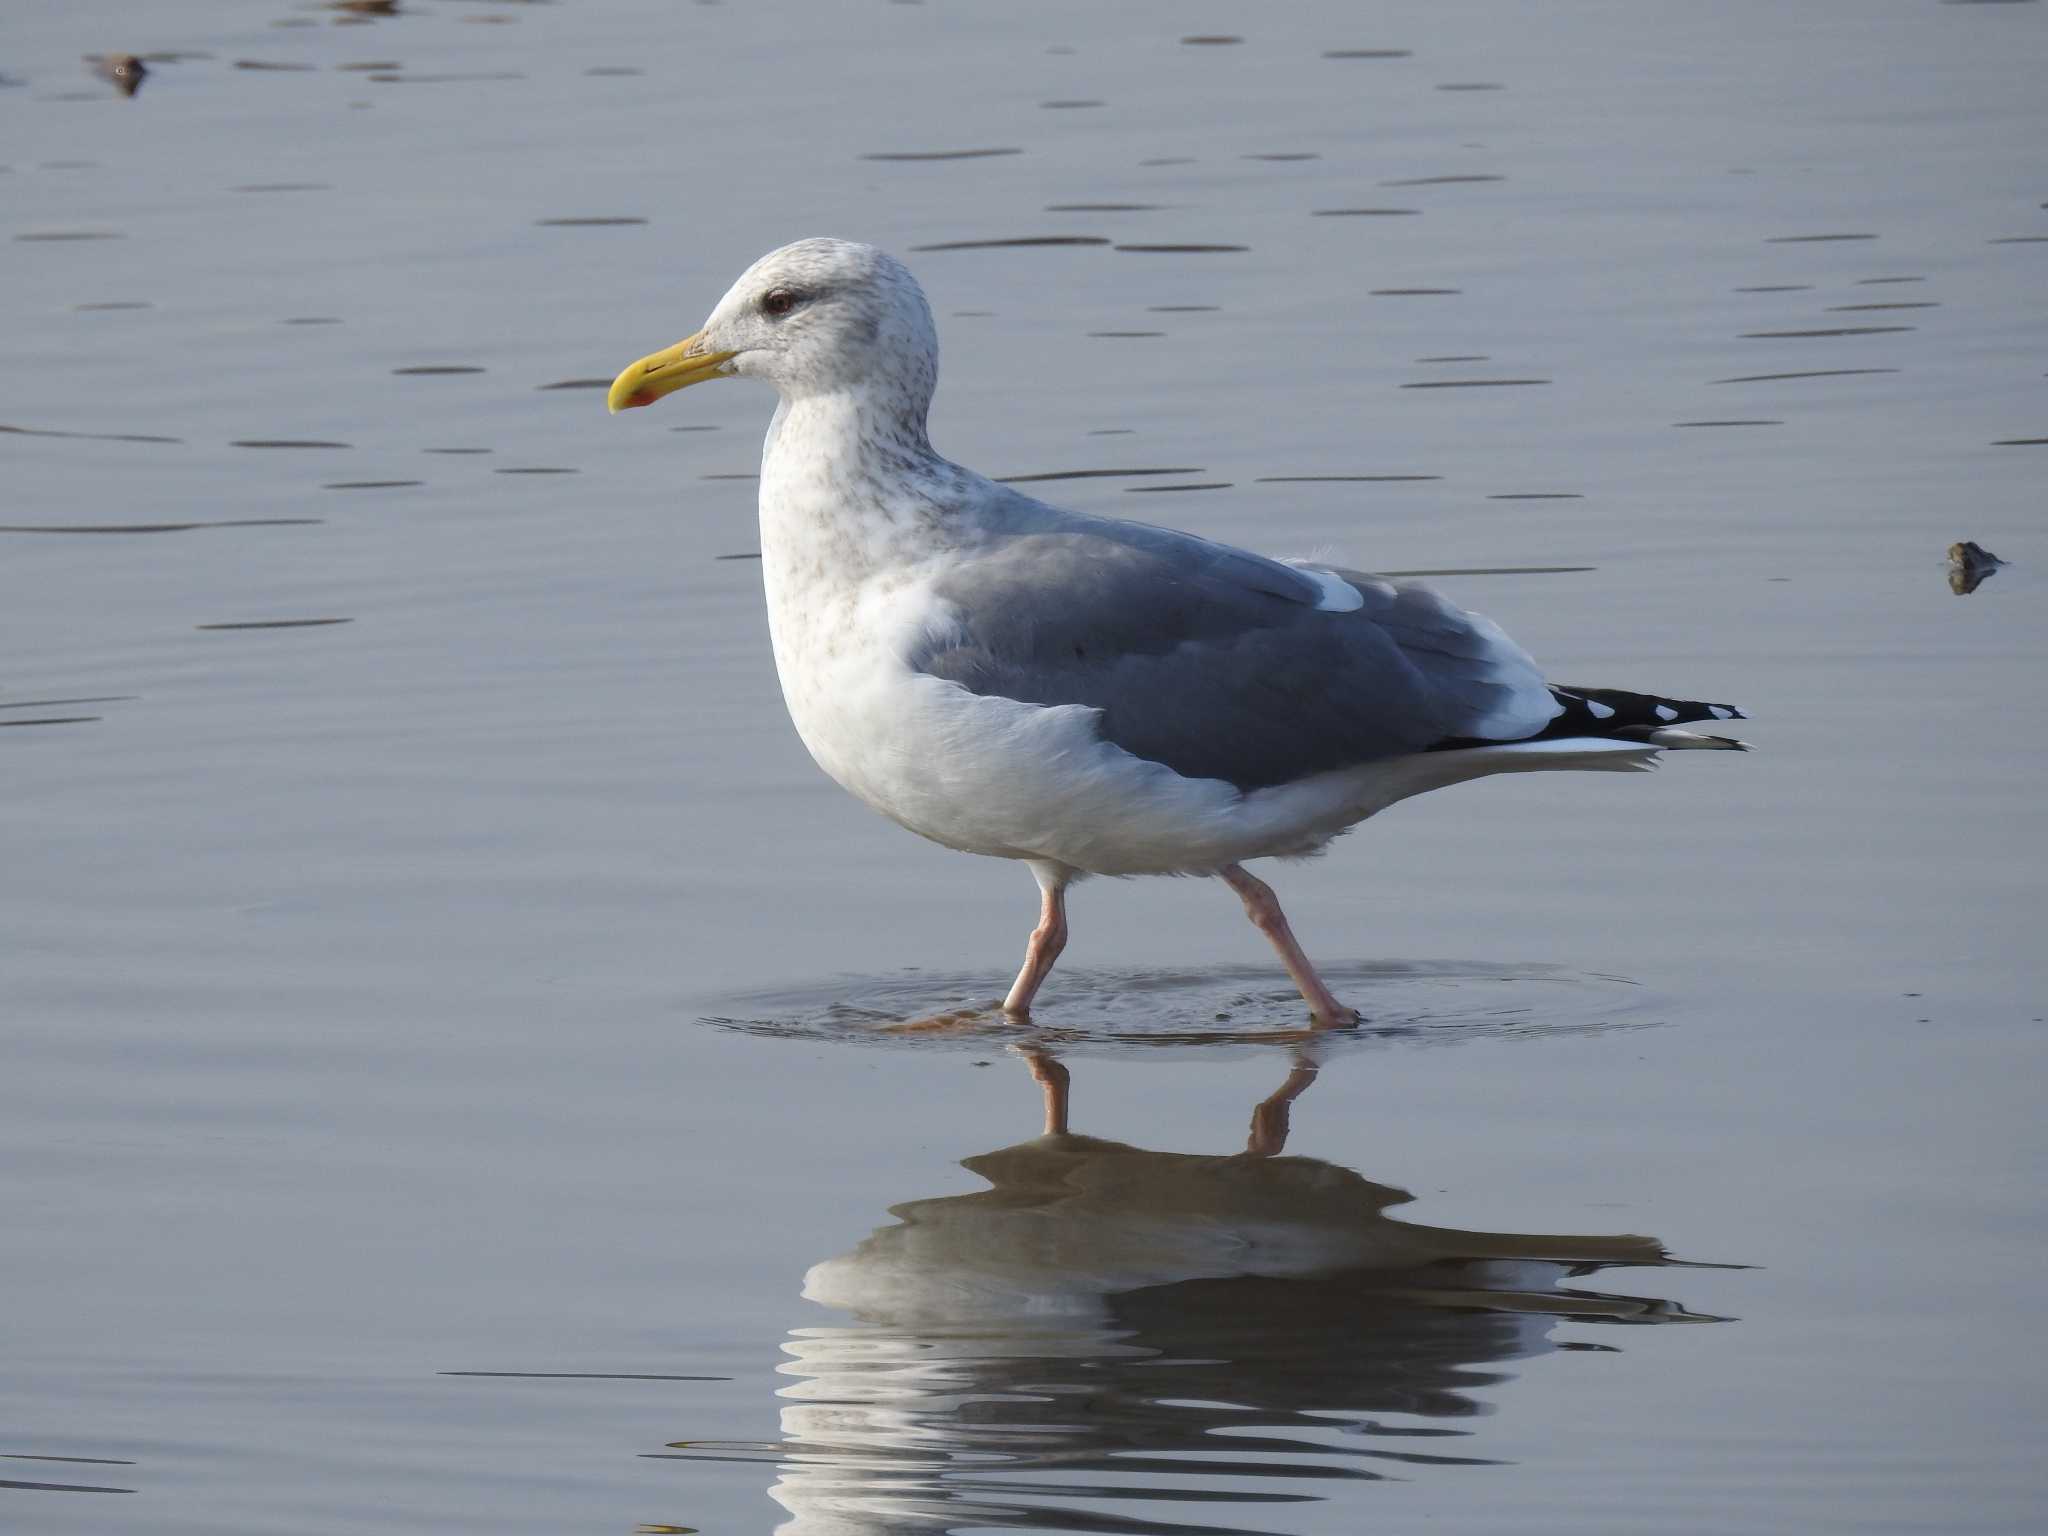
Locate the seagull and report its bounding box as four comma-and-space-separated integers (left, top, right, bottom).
609, 238, 1746, 1027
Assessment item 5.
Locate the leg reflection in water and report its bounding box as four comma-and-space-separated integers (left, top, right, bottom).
652, 1048, 1733, 1536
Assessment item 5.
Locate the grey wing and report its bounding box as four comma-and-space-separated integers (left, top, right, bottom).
913, 511, 1561, 791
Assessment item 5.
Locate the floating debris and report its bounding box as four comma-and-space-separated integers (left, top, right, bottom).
197, 618, 353, 630
860, 148, 1022, 162
1947, 540, 2004, 596
997, 467, 1201, 484
85, 53, 148, 97
912, 236, 1110, 251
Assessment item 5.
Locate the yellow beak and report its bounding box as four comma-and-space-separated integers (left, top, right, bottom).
607, 330, 739, 414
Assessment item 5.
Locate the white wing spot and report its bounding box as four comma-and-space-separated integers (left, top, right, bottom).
1710, 704, 1735, 720
1302, 569, 1364, 613
1655, 704, 1679, 721
1586, 699, 1616, 719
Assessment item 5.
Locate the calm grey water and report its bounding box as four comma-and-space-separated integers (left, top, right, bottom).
5, 2, 2045, 1532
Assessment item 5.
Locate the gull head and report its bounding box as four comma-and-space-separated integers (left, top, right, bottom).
608, 238, 938, 416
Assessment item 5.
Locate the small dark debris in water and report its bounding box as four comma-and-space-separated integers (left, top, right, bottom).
324, 480, 422, 489
998, 467, 1200, 483
1992, 435, 2048, 445
1827, 302, 1939, 311
715, 552, 762, 561
911, 236, 1110, 251
423, 446, 491, 454
699, 473, 758, 481
1180, 35, 1243, 45
1046, 202, 1162, 212
335, 60, 401, 71
1114, 243, 1247, 253
1245, 152, 1320, 161
1323, 49, 1413, 59
283, 317, 342, 325
1856, 276, 1925, 284
1741, 325, 1914, 338
1040, 99, 1103, 109
1086, 429, 1136, 435
1088, 330, 1164, 338
1415, 354, 1487, 363
235, 59, 318, 72
197, 618, 353, 631
1138, 156, 1196, 166
0, 1475, 133, 1491
1988, 235, 2048, 243
495, 467, 578, 474
1126, 482, 1231, 492
668, 425, 721, 433
85, 54, 148, 97
860, 148, 1022, 162
1490, 492, 1583, 500
394, 365, 484, 375
15, 231, 123, 242
1674, 419, 1783, 427
1401, 378, 1549, 388
0, 423, 182, 444
1436, 82, 1504, 91
234, 182, 331, 193
535, 217, 647, 227
328, 0, 400, 15
0, 697, 135, 711
1948, 541, 2004, 596
1257, 474, 1441, 482
1373, 287, 1461, 295
0, 519, 318, 534
1712, 367, 1899, 383
538, 378, 610, 390
1149, 304, 1218, 312
1734, 285, 1813, 292
1765, 233, 1876, 243
1382, 174, 1503, 186
232, 438, 351, 448
1314, 207, 1419, 216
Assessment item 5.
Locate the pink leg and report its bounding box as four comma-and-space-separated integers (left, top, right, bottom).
1218, 863, 1360, 1029
1003, 864, 1070, 1016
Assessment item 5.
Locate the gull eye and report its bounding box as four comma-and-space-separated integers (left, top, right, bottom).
761, 287, 801, 318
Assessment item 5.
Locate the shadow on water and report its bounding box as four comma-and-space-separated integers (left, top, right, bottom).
647, 1049, 1731, 1535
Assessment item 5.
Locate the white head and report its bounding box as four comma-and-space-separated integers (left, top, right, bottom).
608, 238, 938, 426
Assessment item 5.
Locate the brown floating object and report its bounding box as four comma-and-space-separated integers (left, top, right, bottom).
1947, 540, 2004, 596
86, 53, 148, 97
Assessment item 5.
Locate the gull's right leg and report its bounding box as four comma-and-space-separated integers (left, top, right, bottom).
1218, 863, 1361, 1029
1003, 861, 1071, 1016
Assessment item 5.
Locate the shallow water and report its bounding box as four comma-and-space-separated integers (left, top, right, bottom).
5, 2, 2045, 1532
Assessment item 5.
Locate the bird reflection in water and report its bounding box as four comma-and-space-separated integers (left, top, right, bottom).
654, 1049, 1726, 1535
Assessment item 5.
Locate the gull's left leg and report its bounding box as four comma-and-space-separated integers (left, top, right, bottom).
1003, 861, 1071, 1016
1218, 863, 1361, 1029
